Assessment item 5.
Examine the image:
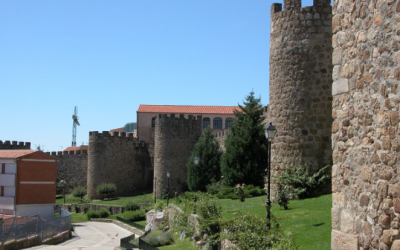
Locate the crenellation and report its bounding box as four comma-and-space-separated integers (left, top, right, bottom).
271, 3, 282, 13
0, 140, 31, 149
284, 0, 301, 10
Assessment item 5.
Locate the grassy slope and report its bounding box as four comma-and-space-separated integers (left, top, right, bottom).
220, 194, 332, 250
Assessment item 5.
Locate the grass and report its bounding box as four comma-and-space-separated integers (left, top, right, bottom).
56, 193, 153, 206
62, 191, 331, 249
219, 194, 332, 250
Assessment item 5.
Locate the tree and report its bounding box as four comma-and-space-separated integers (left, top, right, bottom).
221, 91, 268, 187
187, 127, 222, 192
72, 186, 87, 202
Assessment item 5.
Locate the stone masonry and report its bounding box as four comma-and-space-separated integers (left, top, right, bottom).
87, 131, 152, 199
267, 0, 333, 194
153, 114, 202, 197
0, 140, 31, 149
331, 0, 400, 249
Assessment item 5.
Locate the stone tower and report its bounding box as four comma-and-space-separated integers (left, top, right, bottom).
154, 114, 202, 197
267, 0, 333, 180
87, 131, 152, 199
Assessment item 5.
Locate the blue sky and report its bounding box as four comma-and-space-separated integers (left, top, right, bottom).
1, 0, 316, 152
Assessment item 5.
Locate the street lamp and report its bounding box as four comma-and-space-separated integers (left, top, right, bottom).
193, 156, 200, 214
60, 180, 66, 204
264, 122, 277, 229
154, 176, 157, 203
167, 171, 170, 206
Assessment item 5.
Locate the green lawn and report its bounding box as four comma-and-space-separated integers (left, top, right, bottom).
56, 193, 153, 206
219, 194, 332, 250
64, 192, 331, 249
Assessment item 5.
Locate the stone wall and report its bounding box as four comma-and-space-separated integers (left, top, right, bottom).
0, 140, 31, 149
48, 150, 88, 193
153, 114, 202, 197
267, 0, 333, 193
331, 0, 400, 249
87, 131, 152, 199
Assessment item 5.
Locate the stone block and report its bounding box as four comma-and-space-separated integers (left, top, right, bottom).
331, 230, 358, 250
333, 79, 349, 96
340, 209, 355, 233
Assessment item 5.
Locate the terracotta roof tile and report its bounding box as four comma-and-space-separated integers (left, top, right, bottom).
63, 147, 79, 152
0, 150, 38, 159
137, 105, 239, 115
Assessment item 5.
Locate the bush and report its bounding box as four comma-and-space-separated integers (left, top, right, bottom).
86, 210, 99, 220
96, 183, 117, 200
123, 210, 146, 222
274, 164, 330, 199
72, 186, 87, 201
124, 200, 140, 211
206, 178, 226, 195
98, 208, 109, 218
142, 231, 174, 247
221, 211, 298, 249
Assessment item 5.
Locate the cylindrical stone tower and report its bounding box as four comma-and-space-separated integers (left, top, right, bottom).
154, 114, 202, 198
267, 0, 333, 185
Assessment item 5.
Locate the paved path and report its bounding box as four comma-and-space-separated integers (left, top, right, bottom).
26, 221, 137, 250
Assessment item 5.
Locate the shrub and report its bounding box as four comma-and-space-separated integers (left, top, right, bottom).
72, 186, 87, 202
274, 164, 330, 199
139, 197, 154, 212
215, 186, 236, 199
221, 211, 298, 249
206, 178, 226, 195
275, 183, 293, 210
245, 184, 266, 197
142, 231, 174, 247
124, 200, 140, 211
98, 208, 109, 218
123, 210, 146, 222
96, 183, 117, 200
86, 210, 99, 220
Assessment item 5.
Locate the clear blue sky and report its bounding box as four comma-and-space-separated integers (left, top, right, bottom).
1, 0, 316, 152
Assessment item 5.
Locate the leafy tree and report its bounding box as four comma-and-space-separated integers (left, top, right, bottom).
221, 91, 268, 187
96, 183, 117, 200
187, 127, 222, 192
72, 186, 87, 201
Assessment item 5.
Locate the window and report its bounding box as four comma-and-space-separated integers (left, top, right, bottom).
151, 117, 156, 128
213, 118, 222, 129
203, 118, 210, 128
225, 118, 233, 129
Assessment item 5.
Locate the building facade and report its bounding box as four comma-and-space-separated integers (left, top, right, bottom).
0, 150, 57, 219
136, 105, 238, 143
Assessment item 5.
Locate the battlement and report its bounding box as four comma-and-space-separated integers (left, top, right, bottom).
157, 113, 202, 121
0, 140, 31, 149
89, 131, 144, 147
215, 129, 229, 139
271, 0, 330, 13
46, 150, 88, 156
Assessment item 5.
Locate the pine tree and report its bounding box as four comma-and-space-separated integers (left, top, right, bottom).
187, 127, 222, 192
221, 91, 268, 187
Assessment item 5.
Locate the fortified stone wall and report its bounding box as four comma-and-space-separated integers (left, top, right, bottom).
267, 0, 333, 193
154, 114, 202, 197
0, 140, 31, 149
87, 131, 152, 199
331, 1, 400, 249
47, 150, 88, 193
214, 129, 228, 151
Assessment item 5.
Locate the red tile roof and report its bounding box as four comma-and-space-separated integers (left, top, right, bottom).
63, 146, 79, 152
0, 150, 38, 159
137, 105, 239, 115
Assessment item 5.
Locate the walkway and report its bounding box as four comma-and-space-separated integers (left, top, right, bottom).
25, 221, 137, 250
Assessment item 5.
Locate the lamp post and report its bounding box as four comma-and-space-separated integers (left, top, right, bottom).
193, 156, 199, 214
264, 122, 276, 230
60, 180, 66, 204
154, 176, 157, 203
167, 171, 170, 206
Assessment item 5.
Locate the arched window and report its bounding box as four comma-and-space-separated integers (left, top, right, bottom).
151, 117, 156, 128
225, 118, 233, 129
213, 118, 222, 129
203, 117, 210, 128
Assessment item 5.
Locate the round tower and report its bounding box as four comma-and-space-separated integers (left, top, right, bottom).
267, 0, 333, 179
154, 114, 202, 198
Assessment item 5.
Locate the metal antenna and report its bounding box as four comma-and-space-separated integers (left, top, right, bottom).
72, 106, 80, 146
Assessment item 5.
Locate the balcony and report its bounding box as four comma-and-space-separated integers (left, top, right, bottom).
0, 174, 15, 187
0, 196, 15, 210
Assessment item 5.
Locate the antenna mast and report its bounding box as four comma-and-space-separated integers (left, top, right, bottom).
72, 106, 80, 146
